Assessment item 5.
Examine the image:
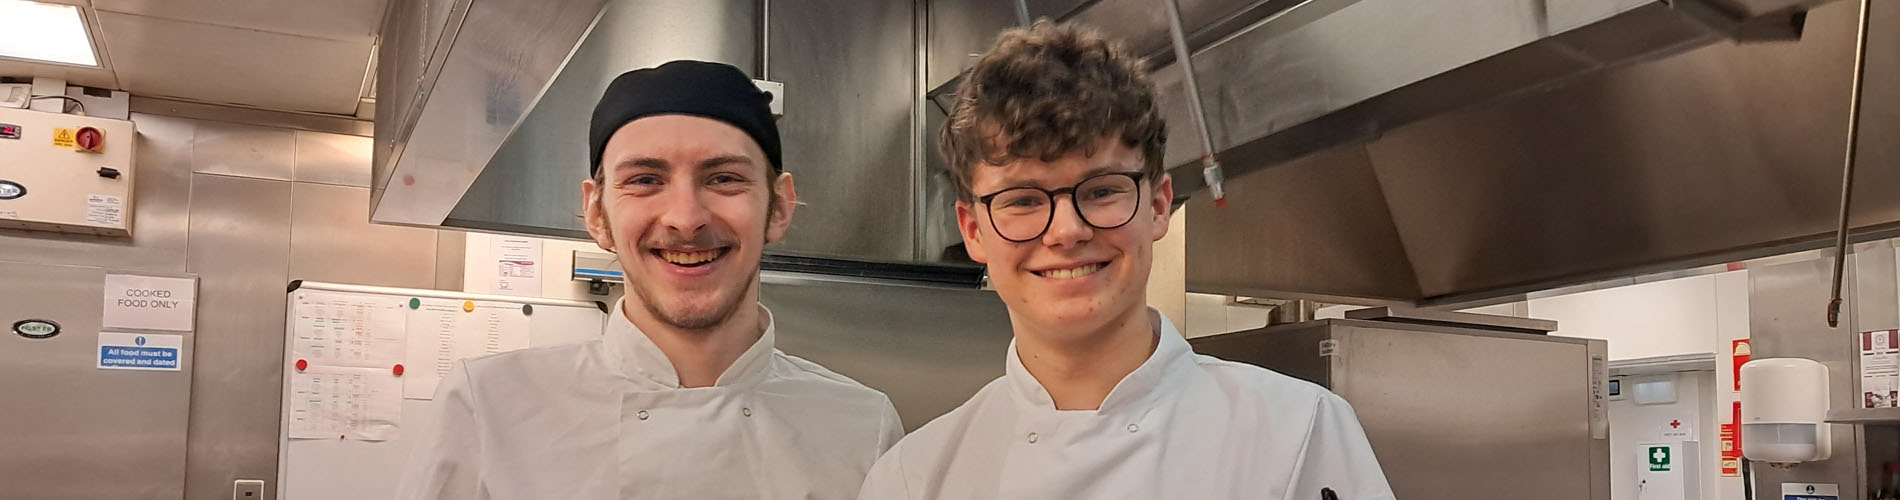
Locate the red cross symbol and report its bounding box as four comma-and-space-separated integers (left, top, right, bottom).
1670, 420, 1682, 429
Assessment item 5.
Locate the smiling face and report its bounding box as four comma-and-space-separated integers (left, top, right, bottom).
957, 138, 1172, 344
582, 114, 796, 331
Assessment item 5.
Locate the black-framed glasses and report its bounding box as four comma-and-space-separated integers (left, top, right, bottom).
975, 172, 1147, 242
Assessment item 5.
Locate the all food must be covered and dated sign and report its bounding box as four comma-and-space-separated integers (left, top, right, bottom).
97, 332, 183, 371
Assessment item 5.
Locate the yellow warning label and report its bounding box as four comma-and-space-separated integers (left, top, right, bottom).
52, 128, 76, 148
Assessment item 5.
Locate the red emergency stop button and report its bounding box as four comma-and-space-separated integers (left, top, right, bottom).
74, 126, 103, 153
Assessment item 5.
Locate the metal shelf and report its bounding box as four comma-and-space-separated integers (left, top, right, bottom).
1826, 407, 1900, 424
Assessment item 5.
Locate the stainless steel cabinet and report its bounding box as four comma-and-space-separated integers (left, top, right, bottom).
1193, 317, 1610, 500
0, 261, 195, 500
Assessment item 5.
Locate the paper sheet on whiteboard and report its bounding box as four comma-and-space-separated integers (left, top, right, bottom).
402, 300, 530, 399
286, 292, 409, 441
288, 365, 403, 440
290, 291, 407, 367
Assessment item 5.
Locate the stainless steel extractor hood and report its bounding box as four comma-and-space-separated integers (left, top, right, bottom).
1148, 0, 1814, 192
444, 0, 763, 240
375, 0, 1875, 298
371, 0, 608, 229
375, 0, 980, 275
1182, 0, 1900, 308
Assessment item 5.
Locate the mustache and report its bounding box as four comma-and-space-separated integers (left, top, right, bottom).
641, 230, 735, 250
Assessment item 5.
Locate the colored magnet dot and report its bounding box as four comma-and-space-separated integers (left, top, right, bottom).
392, 364, 405, 376
408, 298, 421, 309
462, 301, 475, 312
295, 359, 308, 371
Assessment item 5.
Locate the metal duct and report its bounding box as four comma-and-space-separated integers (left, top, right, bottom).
377, 0, 949, 267
371, 0, 608, 228
1186, 0, 1900, 307
1152, 0, 1809, 187
444, 0, 760, 239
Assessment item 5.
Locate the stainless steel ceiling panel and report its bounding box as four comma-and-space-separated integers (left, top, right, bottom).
92, 0, 390, 43
97, 11, 374, 114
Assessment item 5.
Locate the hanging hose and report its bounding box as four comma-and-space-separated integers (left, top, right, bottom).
1161, 0, 1227, 207
1741, 457, 1754, 500
1826, 0, 1873, 328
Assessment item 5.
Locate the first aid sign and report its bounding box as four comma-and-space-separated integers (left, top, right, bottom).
102, 274, 196, 332
98, 332, 183, 371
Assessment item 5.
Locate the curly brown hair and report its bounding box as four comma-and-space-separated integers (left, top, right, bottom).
939, 20, 1167, 201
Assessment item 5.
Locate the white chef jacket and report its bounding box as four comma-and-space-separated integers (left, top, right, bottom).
396, 300, 904, 500
857, 310, 1394, 500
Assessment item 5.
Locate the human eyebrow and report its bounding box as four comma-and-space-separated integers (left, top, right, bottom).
1085, 158, 1143, 176
611, 157, 670, 175
992, 164, 1140, 190
698, 155, 755, 171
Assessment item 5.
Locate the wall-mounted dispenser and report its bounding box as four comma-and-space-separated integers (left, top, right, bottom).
1740, 358, 1832, 463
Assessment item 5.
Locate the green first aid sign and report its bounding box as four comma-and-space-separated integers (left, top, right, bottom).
1648, 446, 1672, 472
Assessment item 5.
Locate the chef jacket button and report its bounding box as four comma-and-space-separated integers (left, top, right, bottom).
1026, 432, 1039, 444
636, 410, 649, 421
742, 407, 752, 417
1127, 424, 1140, 433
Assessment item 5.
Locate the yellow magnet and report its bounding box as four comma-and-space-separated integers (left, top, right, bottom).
462, 301, 475, 312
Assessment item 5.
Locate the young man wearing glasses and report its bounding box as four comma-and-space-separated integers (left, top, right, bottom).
856, 22, 1394, 500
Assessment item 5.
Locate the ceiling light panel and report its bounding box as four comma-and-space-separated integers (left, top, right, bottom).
0, 0, 99, 67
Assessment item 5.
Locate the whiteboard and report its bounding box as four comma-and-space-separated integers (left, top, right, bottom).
276, 281, 608, 500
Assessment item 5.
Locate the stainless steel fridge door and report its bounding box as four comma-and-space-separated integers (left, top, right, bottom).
1194, 319, 1610, 500
0, 261, 194, 500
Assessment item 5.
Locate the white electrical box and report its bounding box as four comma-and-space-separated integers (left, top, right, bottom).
0, 106, 137, 237
1637, 441, 1701, 500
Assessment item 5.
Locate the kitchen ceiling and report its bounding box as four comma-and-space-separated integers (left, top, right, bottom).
0, 0, 386, 116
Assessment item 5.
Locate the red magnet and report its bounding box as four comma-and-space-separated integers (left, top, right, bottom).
295, 359, 308, 371
392, 364, 405, 376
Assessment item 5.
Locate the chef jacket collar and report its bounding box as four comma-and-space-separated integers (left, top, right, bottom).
1004, 308, 1194, 415
603, 298, 777, 390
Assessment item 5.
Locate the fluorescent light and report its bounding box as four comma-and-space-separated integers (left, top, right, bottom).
0, 0, 97, 67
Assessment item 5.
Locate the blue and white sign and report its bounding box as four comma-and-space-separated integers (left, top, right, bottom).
97, 332, 183, 371
1783, 482, 1839, 500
